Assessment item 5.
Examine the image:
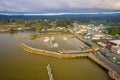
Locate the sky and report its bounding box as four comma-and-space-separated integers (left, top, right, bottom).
0, 0, 120, 12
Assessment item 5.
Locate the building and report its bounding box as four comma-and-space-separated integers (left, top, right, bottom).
109, 40, 120, 54
111, 46, 120, 54
109, 40, 120, 46
97, 42, 107, 48
92, 34, 105, 40
73, 25, 87, 34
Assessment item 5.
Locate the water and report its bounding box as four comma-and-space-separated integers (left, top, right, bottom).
0, 32, 112, 80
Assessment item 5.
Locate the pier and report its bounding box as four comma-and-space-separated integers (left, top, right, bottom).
58, 49, 92, 54
46, 64, 54, 80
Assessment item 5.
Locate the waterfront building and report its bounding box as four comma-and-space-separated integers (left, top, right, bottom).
109, 40, 120, 54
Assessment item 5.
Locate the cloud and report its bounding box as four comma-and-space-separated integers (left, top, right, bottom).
0, 0, 120, 12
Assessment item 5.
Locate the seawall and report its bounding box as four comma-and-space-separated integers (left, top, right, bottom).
19, 43, 88, 58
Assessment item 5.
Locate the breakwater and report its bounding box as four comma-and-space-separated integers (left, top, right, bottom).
19, 43, 88, 58
19, 43, 120, 80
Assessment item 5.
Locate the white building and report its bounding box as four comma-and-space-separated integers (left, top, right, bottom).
109, 40, 120, 54
111, 46, 120, 54
97, 42, 107, 48
92, 34, 105, 40
109, 40, 120, 46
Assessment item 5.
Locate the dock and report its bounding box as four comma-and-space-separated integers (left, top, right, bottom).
58, 49, 92, 54
46, 64, 54, 80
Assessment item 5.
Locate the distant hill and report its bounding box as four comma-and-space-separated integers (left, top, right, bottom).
0, 10, 120, 26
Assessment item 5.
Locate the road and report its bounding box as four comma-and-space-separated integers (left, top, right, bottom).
76, 35, 99, 46
77, 34, 120, 75
95, 51, 120, 75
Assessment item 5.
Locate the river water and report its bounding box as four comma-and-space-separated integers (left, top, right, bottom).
0, 32, 112, 80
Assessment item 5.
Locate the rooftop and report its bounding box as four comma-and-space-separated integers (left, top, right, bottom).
109, 40, 120, 45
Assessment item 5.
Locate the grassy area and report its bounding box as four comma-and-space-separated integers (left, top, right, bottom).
92, 39, 102, 43
29, 34, 38, 40
0, 24, 24, 27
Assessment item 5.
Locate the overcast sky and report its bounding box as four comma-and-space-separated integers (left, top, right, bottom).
0, 0, 120, 12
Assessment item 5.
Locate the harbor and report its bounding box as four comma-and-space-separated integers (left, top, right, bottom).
0, 32, 114, 80
20, 43, 120, 80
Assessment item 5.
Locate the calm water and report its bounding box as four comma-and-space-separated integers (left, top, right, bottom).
0, 32, 112, 80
